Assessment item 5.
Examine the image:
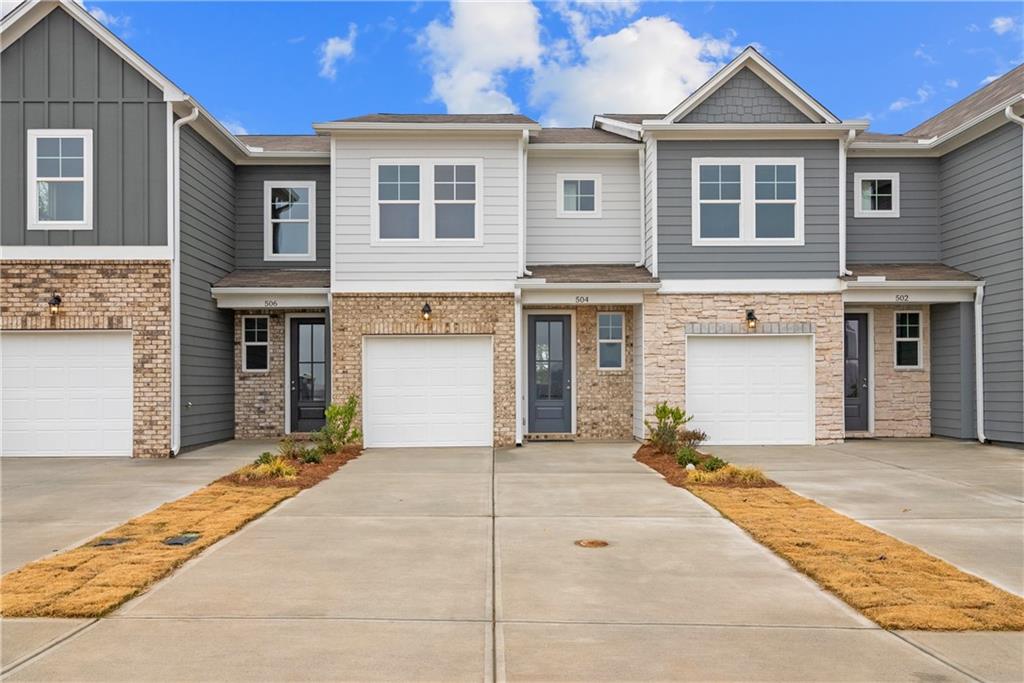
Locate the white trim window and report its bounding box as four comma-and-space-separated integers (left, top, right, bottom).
27, 129, 93, 230
371, 159, 483, 244
691, 157, 804, 246
597, 311, 625, 370
264, 181, 316, 261
894, 311, 921, 369
854, 172, 900, 218
556, 173, 602, 218
242, 316, 270, 372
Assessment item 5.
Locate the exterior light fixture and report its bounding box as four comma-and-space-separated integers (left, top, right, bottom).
48, 293, 63, 315
421, 302, 432, 321
745, 309, 758, 330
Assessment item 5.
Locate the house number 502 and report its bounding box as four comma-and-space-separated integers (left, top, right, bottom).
894, 294, 910, 302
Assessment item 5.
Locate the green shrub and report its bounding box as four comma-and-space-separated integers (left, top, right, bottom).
644, 402, 692, 454
301, 449, 323, 464
676, 447, 701, 467
278, 436, 304, 459
237, 456, 298, 481
313, 395, 362, 455
254, 451, 276, 466
701, 455, 728, 472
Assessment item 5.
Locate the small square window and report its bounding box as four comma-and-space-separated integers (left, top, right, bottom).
557, 174, 601, 217
243, 317, 270, 372
854, 173, 900, 218
597, 312, 625, 370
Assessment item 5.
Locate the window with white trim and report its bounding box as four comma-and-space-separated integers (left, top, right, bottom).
894, 311, 921, 369
264, 181, 316, 261
27, 129, 93, 230
853, 172, 900, 218
691, 157, 804, 245
556, 174, 602, 218
242, 316, 269, 372
371, 159, 482, 243
597, 312, 624, 370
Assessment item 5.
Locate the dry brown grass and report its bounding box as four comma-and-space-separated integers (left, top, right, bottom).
0, 483, 296, 618
687, 464, 772, 487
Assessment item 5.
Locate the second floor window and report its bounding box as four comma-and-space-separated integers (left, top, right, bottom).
434, 164, 476, 239
28, 129, 93, 230
378, 165, 420, 239
557, 174, 602, 218
264, 181, 316, 261
854, 172, 900, 218
372, 159, 482, 244
692, 157, 804, 246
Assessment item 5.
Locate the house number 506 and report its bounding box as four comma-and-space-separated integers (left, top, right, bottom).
264, 299, 279, 307
894, 294, 910, 302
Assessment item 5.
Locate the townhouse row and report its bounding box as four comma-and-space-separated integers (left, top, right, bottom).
1, 0, 1022, 456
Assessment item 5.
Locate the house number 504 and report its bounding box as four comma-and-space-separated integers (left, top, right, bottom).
575, 296, 590, 304
894, 294, 910, 302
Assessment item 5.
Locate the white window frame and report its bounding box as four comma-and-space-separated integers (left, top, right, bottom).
556, 173, 602, 218
263, 180, 316, 262
691, 157, 804, 246
370, 158, 484, 246
27, 129, 93, 231
893, 310, 922, 370
853, 172, 900, 219
596, 311, 625, 371
242, 315, 270, 373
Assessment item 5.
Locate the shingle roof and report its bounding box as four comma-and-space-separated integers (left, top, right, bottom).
333, 113, 538, 125
521, 265, 657, 284
530, 128, 637, 144
213, 269, 330, 288
855, 132, 927, 143
906, 64, 1024, 138
237, 135, 329, 153
844, 264, 978, 282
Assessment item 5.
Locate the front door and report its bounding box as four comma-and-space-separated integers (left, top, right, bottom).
290, 318, 327, 432
844, 313, 869, 431
528, 315, 572, 433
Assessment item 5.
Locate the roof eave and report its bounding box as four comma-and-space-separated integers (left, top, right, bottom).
312, 122, 541, 133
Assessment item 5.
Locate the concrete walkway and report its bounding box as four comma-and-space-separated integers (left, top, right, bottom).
3, 442, 1020, 681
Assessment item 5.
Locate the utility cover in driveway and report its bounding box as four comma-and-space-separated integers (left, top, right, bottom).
362, 336, 493, 447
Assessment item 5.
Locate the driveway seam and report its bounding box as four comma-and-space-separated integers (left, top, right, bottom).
886, 631, 986, 683
0, 618, 99, 677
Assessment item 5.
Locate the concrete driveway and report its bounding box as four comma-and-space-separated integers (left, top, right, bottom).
6, 441, 1018, 681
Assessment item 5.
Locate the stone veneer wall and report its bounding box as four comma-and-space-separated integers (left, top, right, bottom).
233, 310, 286, 439
0, 260, 171, 457
642, 292, 845, 444
331, 293, 516, 447
868, 305, 931, 438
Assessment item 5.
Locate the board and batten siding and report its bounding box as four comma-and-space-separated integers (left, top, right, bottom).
526, 152, 641, 265
178, 126, 236, 448
846, 157, 940, 263
235, 165, 331, 269
657, 139, 840, 279
0, 7, 167, 246
333, 135, 520, 285
939, 122, 1023, 444
930, 302, 976, 440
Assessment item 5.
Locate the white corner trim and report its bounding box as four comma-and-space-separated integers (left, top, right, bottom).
649, 138, 659, 277
555, 173, 603, 219
330, 136, 337, 289
26, 129, 94, 231
852, 172, 900, 219
0, 245, 173, 260
659, 278, 843, 294
263, 180, 317, 262
974, 283, 987, 443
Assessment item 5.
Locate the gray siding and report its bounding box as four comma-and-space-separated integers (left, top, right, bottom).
680, 68, 811, 124
657, 140, 840, 278
846, 157, 940, 263
930, 302, 976, 439
179, 126, 235, 448
1, 7, 167, 246
940, 122, 1023, 443
235, 166, 331, 269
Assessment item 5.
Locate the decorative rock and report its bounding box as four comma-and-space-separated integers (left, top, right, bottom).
685, 463, 696, 471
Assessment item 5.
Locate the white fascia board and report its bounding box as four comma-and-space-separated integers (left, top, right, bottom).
527, 143, 640, 152
521, 289, 647, 305
332, 281, 516, 294
212, 289, 330, 309
842, 281, 979, 304
642, 123, 868, 140
658, 278, 843, 294
313, 122, 541, 133
592, 117, 643, 141
515, 280, 659, 291
0, 245, 172, 260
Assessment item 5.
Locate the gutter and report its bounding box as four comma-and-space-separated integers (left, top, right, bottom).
838, 129, 855, 277
170, 103, 200, 456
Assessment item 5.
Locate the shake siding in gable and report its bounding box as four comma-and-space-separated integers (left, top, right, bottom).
0, 7, 167, 246
526, 152, 641, 265
333, 135, 520, 285
657, 139, 840, 279
679, 67, 812, 124
939, 122, 1023, 443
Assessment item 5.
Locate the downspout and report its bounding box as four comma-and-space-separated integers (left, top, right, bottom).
170, 101, 200, 456
838, 129, 855, 277
514, 288, 523, 446
636, 144, 645, 267
974, 283, 987, 443
1003, 103, 1024, 443
519, 130, 531, 277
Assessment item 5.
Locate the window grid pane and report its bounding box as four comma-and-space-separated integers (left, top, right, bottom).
563, 178, 596, 212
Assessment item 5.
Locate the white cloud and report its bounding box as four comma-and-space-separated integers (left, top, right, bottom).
318, 24, 358, 80
913, 45, 936, 64
889, 84, 934, 112
990, 16, 1018, 35
554, 0, 639, 44
980, 74, 1000, 85
221, 119, 249, 135
419, 0, 542, 113
531, 16, 740, 126
945, 78, 959, 88
966, 23, 980, 32
84, 3, 132, 36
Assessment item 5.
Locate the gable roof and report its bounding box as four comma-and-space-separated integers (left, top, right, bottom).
906, 64, 1024, 138
237, 135, 330, 153
529, 127, 637, 144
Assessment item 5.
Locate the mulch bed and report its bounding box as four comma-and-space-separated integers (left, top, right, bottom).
634, 443, 779, 488
218, 444, 363, 490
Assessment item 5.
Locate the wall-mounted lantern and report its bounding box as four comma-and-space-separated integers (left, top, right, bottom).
421, 302, 432, 321
745, 309, 758, 330
48, 293, 63, 316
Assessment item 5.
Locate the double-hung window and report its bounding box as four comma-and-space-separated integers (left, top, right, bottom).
27, 129, 92, 230
556, 174, 602, 218
854, 172, 900, 218
692, 158, 804, 245
264, 181, 316, 261
597, 312, 625, 370
894, 311, 921, 369
242, 316, 269, 372
372, 159, 482, 243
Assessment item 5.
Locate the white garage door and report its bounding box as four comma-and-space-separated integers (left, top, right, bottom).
686, 335, 814, 445
1, 331, 133, 456
363, 336, 493, 448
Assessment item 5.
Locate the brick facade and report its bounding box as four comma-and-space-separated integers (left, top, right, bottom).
331, 293, 516, 446
233, 310, 286, 439
0, 260, 171, 457
861, 305, 931, 438
642, 292, 845, 444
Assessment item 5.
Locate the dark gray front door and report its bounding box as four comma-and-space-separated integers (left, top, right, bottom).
844, 313, 869, 431
290, 318, 327, 432
528, 315, 572, 433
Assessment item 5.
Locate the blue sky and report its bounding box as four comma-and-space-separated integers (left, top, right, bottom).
83, 1, 1022, 134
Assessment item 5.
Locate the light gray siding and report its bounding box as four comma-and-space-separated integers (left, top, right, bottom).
643, 138, 656, 271
940, 122, 1023, 443
179, 127, 235, 448
657, 139, 840, 279
1, 7, 167, 246
846, 157, 940, 263
526, 152, 641, 265
930, 302, 976, 439
680, 68, 811, 124
235, 166, 330, 269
